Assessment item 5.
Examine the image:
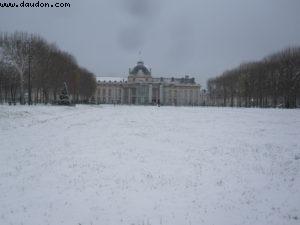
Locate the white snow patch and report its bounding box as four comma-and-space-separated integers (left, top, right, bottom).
0, 105, 299, 225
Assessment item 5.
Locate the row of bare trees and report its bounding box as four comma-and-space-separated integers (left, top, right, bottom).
0, 31, 97, 105
207, 47, 300, 108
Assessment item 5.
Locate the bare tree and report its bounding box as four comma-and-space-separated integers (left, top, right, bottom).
0, 31, 97, 105
207, 47, 300, 108
0, 32, 32, 104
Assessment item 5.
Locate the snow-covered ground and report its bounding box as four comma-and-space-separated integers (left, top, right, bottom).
0, 105, 299, 225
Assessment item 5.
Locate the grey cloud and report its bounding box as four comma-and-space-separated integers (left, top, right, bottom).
121, 0, 160, 19
116, 0, 161, 51
117, 25, 146, 51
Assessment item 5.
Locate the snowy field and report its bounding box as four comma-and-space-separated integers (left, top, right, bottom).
0, 105, 299, 225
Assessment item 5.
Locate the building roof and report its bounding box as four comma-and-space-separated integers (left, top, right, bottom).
97, 76, 125, 82
130, 61, 151, 76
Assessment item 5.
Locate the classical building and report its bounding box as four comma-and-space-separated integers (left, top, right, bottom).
95, 61, 201, 106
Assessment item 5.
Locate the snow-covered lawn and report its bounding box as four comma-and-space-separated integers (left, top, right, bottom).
0, 105, 299, 225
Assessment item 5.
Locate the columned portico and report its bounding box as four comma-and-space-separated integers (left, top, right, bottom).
159, 84, 164, 105
121, 88, 124, 104
148, 84, 152, 104
128, 88, 131, 104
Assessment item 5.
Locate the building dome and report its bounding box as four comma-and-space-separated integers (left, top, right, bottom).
130, 61, 151, 76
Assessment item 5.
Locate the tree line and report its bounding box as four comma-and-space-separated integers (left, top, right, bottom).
207, 47, 300, 108
0, 31, 97, 105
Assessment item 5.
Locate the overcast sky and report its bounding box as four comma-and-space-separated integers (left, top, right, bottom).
1, 0, 300, 85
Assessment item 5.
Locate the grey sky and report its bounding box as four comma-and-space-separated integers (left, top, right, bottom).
1, 0, 300, 86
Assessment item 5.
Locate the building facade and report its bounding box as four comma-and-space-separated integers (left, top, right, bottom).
95, 61, 201, 106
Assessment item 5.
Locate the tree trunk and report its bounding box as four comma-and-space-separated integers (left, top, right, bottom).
19, 72, 25, 105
